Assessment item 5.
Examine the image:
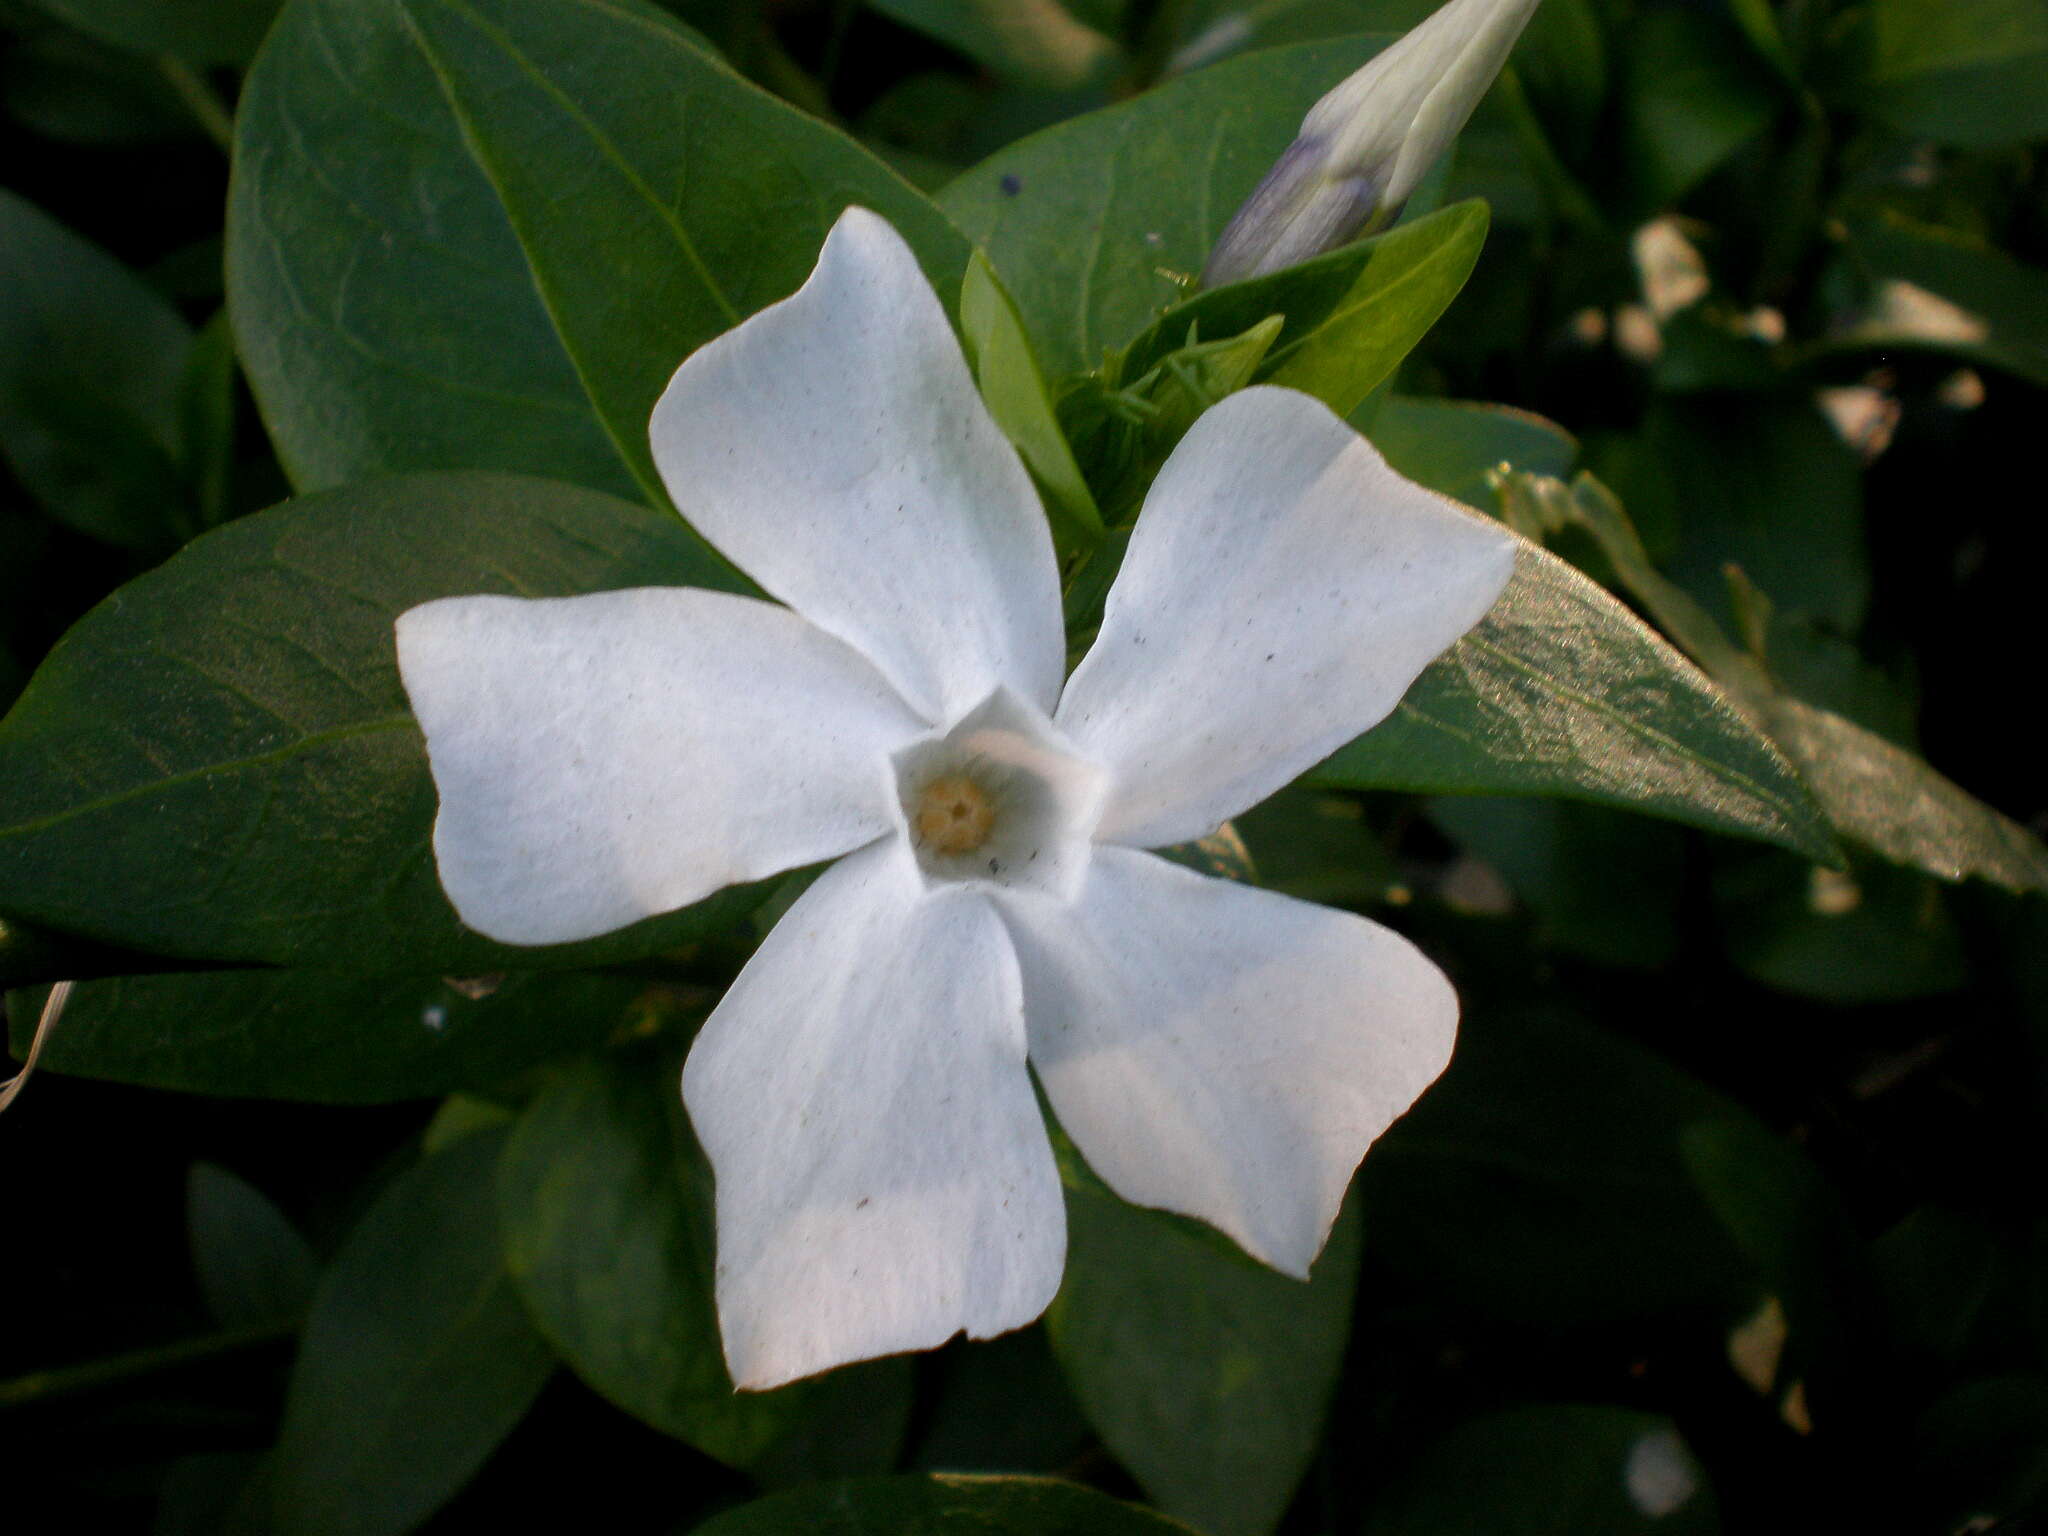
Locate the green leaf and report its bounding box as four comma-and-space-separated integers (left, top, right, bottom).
33, 0, 283, 65
1638, 400, 1869, 633
273, 1129, 555, 1536
1832, 207, 2048, 386
1617, 6, 1776, 214
938, 35, 1389, 380
7, 969, 645, 1101
496, 1049, 913, 1478
0, 472, 760, 971
1316, 539, 1838, 862
1117, 201, 1490, 421
187, 1162, 319, 1329
1318, 398, 1832, 860
228, 0, 968, 503
960, 250, 1103, 548
1527, 469, 2048, 894
692, 1474, 1202, 1534
1367, 394, 1576, 507
867, 0, 1119, 86
0, 187, 195, 548
1710, 850, 1968, 1002
1752, 694, 2048, 894
1429, 797, 1683, 969
1360, 1405, 1719, 1534
1048, 1181, 1360, 1536
1360, 1010, 1752, 1324
1847, 0, 2048, 146
1679, 1117, 1872, 1375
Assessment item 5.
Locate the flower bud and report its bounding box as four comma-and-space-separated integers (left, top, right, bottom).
1201, 0, 1542, 287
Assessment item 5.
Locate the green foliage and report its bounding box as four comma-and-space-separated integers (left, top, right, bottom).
0, 473, 760, 969
272, 1129, 556, 1536
227, 0, 966, 503
0, 188, 201, 547
692, 1474, 1202, 1534
497, 1049, 914, 1476
1361, 1406, 1719, 1534
7, 968, 645, 1099
1049, 1175, 1360, 1536
939, 35, 1388, 378
4, 0, 2045, 1530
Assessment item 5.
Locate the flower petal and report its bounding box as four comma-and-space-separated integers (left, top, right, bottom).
649, 207, 1064, 726
1056, 386, 1515, 848
682, 838, 1064, 1389
1001, 846, 1456, 1275
396, 588, 923, 945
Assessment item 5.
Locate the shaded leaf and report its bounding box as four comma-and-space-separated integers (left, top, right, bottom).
1361, 1405, 1719, 1534
187, 1161, 319, 1328
273, 1129, 555, 1536
228, 0, 967, 503
8, 969, 644, 1101
1845, 0, 2048, 146
0, 187, 194, 548
0, 472, 759, 971
1049, 1180, 1360, 1536
497, 1049, 913, 1479
1361, 1010, 1752, 1323
693, 1473, 1202, 1534
34, 0, 283, 65
1368, 394, 1576, 509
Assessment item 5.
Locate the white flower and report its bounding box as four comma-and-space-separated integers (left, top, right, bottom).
395, 209, 1514, 1390
1202, 0, 1543, 286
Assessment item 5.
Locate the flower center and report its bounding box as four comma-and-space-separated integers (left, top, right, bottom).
914, 774, 995, 855
889, 686, 1108, 900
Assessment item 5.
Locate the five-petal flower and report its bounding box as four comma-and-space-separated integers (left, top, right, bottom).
395, 208, 1515, 1390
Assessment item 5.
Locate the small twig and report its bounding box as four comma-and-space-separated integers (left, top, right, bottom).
0, 981, 74, 1116
0, 1320, 294, 1408
156, 55, 234, 152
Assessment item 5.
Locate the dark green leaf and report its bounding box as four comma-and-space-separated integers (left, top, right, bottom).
0, 472, 760, 971
867, 0, 1119, 86
273, 1129, 555, 1536
34, 0, 283, 65
1361, 1405, 1719, 1534
1639, 400, 1869, 633
1844, 0, 2048, 146
496, 1049, 913, 1478
1049, 1180, 1360, 1536
1430, 797, 1683, 969
1833, 207, 2048, 386
1360, 1011, 1751, 1323
0, 187, 195, 548
1617, 6, 1776, 214
938, 35, 1388, 380
1368, 394, 1576, 509
693, 1474, 1202, 1534
187, 1161, 319, 1328
7, 969, 645, 1101
1679, 1117, 1872, 1373
228, 0, 968, 503
1711, 850, 1968, 1002
908, 1330, 1092, 1473
1910, 1376, 2048, 1529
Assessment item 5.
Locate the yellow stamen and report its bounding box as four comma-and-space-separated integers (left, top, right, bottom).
914, 774, 994, 855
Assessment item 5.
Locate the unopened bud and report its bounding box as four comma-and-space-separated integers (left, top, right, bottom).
1202, 0, 1542, 287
